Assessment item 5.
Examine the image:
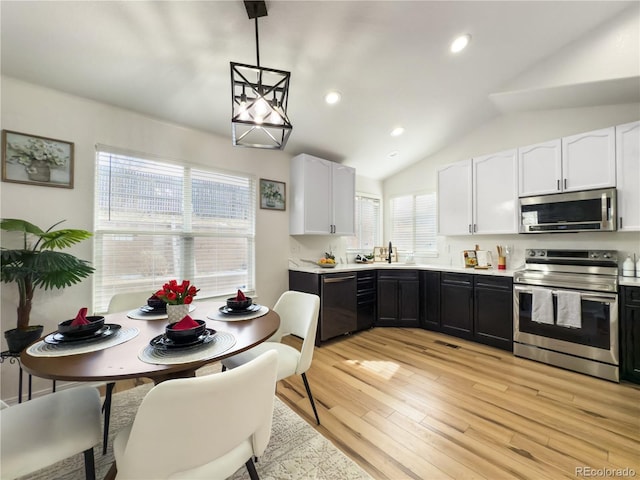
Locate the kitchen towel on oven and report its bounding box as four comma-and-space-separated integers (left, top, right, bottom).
556, 291, 582, 328
532, 288, 554, 325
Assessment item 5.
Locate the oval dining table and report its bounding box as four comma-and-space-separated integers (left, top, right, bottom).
20, 299, 280, 385
20, 298, 280, 477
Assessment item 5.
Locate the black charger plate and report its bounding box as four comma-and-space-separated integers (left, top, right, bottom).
45, 324, 122, 345
218, 304, 261, 315
150, 328, 216, 350
139, 305, 167, 313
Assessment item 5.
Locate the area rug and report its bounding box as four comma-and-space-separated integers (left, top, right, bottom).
19, 380, 371, 480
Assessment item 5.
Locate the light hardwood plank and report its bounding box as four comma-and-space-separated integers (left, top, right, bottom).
279, 328, 640, 480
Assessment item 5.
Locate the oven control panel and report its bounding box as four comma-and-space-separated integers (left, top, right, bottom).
525, 249, 617, 263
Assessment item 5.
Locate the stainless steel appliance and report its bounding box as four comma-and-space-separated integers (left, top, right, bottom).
519, 188, 616, 233
513, 249, 619, 382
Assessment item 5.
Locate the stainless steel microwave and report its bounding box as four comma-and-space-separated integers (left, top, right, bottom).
519, 188, 616, 233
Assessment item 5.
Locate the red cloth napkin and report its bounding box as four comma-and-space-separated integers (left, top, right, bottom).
71, 307, 90, 326
236, 289, 246, 301
172, 315, 199, 330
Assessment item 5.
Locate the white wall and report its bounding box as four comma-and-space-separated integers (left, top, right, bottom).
0, 76, 292, 400
383, 103, 640, 268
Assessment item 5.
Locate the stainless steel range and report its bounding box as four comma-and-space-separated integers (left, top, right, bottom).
513, 249, 619, 382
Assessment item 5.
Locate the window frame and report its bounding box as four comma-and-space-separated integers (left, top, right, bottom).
389, 191, 438, 257
346, 193, 382, 253
92, 147, 256, 313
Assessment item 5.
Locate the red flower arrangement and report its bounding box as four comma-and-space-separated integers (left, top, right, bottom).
154, 279, 199, 305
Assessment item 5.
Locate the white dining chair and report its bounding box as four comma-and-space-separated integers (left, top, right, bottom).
0, 386, 102, 480
107, 291, 152, 315
222, 290, 322, 425
96, 291, 153, 454
113, 350, 278, 479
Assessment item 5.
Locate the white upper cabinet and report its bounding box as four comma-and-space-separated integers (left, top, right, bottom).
438, 160, 473, 236
473, 149, 519, 234
289, 153, 355, 235
518, 139, 562, 196
616, 120, 640, 232
438, 149, 518, 235
561, 127, 616, 192
518, 127, 616, 197
330, 163, 356, 236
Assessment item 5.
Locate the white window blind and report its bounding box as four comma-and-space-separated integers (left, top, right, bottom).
390, 192, 437, 254
346, 195, 381, 251
93, 150, 255, 313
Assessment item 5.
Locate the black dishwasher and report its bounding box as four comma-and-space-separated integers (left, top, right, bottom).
320, 273, 357, 341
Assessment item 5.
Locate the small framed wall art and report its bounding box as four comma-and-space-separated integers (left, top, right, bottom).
2, 130, 74, 188
259, 178, 286, 210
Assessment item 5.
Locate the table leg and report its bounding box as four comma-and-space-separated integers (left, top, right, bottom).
18, 366, 23, 404
152, 369, 197, 384
102, 382, 116, 455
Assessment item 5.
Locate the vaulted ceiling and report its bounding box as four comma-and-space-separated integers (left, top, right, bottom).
1, 1, 637, 179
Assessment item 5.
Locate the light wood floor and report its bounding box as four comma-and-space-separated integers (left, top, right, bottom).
110, 327, 639, 479
277, 328, 640, 480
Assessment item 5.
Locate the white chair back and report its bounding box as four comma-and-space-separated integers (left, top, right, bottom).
1, 386, 101, 479
271, 290, 320, 375
107, 291, 151, 313
114, 350, 278, 479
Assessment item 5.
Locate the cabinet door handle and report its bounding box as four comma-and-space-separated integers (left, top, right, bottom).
323, 275, 356, 283
473, 224, 477, 233
564, 178, 567, 190
619, 217, 623, 229
468, 224, 472, 233
557, 179, 560, 191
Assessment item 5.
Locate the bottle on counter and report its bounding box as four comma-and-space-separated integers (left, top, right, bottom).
622, 255, 635, 277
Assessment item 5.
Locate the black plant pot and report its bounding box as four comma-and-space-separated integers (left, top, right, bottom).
4, 326, 44, 353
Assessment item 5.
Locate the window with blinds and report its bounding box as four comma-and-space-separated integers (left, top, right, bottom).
93, 149, 255, 313
390, 192, 437, 255
346, 195, 381, 251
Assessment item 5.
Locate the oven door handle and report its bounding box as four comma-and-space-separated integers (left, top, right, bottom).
513, 284, 617, 303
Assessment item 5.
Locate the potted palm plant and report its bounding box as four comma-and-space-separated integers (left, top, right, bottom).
1, 218, 95, 352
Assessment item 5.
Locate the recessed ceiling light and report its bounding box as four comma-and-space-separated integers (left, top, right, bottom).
450, 34, 471, 53
391, 127, 405, 137
387, 151, 399, 159
324, 91, 342, 105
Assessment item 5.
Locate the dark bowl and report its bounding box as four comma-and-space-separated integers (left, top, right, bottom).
226, 297, 252, 310
165, 319, 207, 343
58, 316, 106, 337
147, 296, 167, 311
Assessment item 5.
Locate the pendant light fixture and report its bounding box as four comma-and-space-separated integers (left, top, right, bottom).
230, 0, 292, 150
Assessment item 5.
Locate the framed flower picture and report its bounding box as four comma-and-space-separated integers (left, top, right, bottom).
259, 178, 286, 210
1, 130, 74, 188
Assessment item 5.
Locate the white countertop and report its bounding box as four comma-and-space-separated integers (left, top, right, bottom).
289, 262, 519, 277
620, 276, 640, 287
289, 262, 640, 287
